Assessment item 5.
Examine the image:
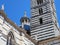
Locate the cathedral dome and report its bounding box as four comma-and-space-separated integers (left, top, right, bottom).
20, 11, 30, 23
20, 16, 30, 23
20, 11, 30, 35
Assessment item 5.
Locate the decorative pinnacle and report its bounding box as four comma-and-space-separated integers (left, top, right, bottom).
24, 11, 27, 17
1, 4, 4, 10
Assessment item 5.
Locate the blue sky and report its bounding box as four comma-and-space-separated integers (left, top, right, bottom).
0, 0, 60, 27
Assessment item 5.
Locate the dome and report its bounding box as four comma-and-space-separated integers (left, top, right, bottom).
20, 11, 30, 23
20, 16, 30, 23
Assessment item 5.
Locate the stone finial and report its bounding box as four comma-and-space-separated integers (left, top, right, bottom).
24, 11, 27, 17
1, 4, 4, 10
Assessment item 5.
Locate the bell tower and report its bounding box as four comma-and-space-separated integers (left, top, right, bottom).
30, 0, 60, 41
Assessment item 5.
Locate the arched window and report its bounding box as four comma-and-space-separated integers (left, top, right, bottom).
39, 8, 43, 15
37, 0, 43, 5
6, 31, 15, 45
39, 18, 43, 24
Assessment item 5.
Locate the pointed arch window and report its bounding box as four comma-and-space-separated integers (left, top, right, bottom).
37, 0, 43, 5
6, 31, 16, 45
39, 8, 43, 15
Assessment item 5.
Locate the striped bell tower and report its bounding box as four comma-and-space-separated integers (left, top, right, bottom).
30, 0, 60, 41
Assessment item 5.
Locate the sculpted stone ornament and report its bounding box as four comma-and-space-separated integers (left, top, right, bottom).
1, 4, 4, 10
